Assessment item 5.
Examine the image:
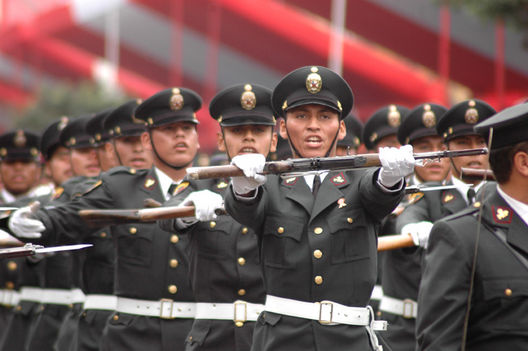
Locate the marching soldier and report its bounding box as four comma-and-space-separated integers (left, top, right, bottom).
417, 102, 528, 350
160, 83, 276, 350
377, 103, 449, 351
86, 108, 120, 171
8, 87, 201, 351
336, 113, 362, 156
224, 66, 415, 351
0, 117, 70, 351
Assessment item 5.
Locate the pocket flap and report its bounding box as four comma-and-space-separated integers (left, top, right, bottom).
328, 209, 366, 233
263, 215, 304, 242
482, 278, 528, 300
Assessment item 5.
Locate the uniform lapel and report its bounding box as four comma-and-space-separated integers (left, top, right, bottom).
310, 171, 349, 222
283, 176, 313, 215
441, 189, 467, 215
139, 167, 165, 203
506, 214, 528, 258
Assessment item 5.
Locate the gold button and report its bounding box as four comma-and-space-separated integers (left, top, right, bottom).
241, 227, 248, 234
505, 288, 512, 296
129, 227, 137, 234
15, 305, 22, 311
169, 259, 179, 268
6, 281, 14, 289
314, 227, 323, 235
238, 257, 246, 266
171, 235, 179, 243
210, 221, 216, 228
474, 202, 481, 208
347, 217, 354, 224
7, 261, 17, 271
130, 168, 136, 174
113, 314, 119, 321
314, 276, 323, 285
188, 336, 193, 341
376, 311, 382, 317
277, 227, 284, 234
238, 289, 246, 296
100, 232, 107, 238
168, 285, 178, 294
313, 250, 322, 259
235, 321, 244, 327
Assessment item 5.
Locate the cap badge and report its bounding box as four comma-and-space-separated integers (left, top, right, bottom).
369, 132, 378, 143
337, 100, 342, 112
282, 100, 288, 111
387, 105, 401, 127
465, 101, 479, 124
170, 88, 184, 111
422, 104, 436, 128
58, 116, 69, 130
0, 148, 6, 157
30, 148, 38, 157
240, 84, 257, 110
337, 198, 347, 208
14, 130, 27, 148
353, 136, 360, 147
69, 137, 76, 146
306, 67, 322, 94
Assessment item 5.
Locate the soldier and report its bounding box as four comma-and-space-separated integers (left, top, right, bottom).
86, 108, 120, 171
336, 114, 362, 156
224, 66, 415, 351
417, 102, 528, 350
8, 87, 201, 351
0, 130, 41, 343
377, 103, 449, 351
0, 117, 70, 351
160, 83, 276, 350
387, 99, 495, 350
0, 130, 42, 203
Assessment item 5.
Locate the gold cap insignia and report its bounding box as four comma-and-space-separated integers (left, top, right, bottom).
69, 137, 76, 146
14, 130, 27, 148
218, 116, 223, 123
337, 100, 342, 111
58, 116, 69, 130
144, 178, 156, 189
0, 148, 6, 157
282, 100, 288, 111
115, 126, 121, 135
89, 137, 95, 145
306, 67, 322, 94
95, 133, 102, 141
369, 132, 378, 143
136, 98, 143, 105
169, 88, 184, 111
241, 84, 257, 110
353, 137, 360, 147
448, 127, 453, 135
465, 100, 479, 124
30, 148, 38, 157
443, 193, 454, 203
217, 181, 228, 189
422, 104, 436, 128
387, 105, 401, 127
147, 117, 154, 126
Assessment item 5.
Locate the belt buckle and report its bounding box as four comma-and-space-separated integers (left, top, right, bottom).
402, 299, 414, 319
160, 299, 175, 319
234, 300, 247, 323
318, 300, 334, 325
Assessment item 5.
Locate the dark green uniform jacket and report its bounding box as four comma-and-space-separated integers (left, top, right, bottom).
225, 169, 403, 351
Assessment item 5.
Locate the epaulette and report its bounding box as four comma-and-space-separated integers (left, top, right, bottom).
105, 166, 145, 176
444, 206, 480, 222
407, 192, 424, 205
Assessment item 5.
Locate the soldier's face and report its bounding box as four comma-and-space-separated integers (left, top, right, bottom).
146, 122, 199, 167
95, 143, 119, 172
372, 135, 400, 152
412, 135, 450, 182
70, 147, 101, 177
281, 104, 345, 158
45, 146, 73, 186
114, 135, 152, 169
217, 125, 277, 158
0, 159, 41, 195
447, 134, 489, 181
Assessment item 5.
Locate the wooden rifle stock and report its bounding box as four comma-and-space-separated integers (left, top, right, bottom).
460, 167, 495, 182
377, 234, 415, 251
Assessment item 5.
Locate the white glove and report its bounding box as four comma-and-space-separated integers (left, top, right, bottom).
401, 221, 433, 249
8, 206, 45, 239
230, 154, 267, 195
378, 145, 416, 187
181, 190, 224, 221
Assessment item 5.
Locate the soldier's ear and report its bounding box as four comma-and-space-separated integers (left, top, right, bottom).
216, 132, 226, 152
279, 119, 288, 140
337, 120, 346, 141
141, 131, 152, 152
270, 132, 278, 153
514, 149, 528, 177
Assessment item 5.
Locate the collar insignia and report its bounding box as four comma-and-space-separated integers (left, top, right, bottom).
443, 193, 454, 203
144, 177, 156, 189
217, 181, 228, 189
174, 181, 189, 195
493, 206, 513, 224
284, 177, 297, 185
330, 172, 347, 186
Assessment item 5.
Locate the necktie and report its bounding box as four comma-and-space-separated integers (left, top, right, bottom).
312, 174, 321, 197
467, 188, 476, 204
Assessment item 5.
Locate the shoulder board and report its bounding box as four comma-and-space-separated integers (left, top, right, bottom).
444, 207, 480, 222
105, 166, 144, 176
82, 179, 103, 196
407, 192, 424, 205
52, 187, 64, 200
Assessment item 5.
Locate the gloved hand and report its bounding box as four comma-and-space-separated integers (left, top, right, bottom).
181, 190, 224, 221
230, 154, 267, 195
378, 145, 416, 188
8, 206, 45, 239
401, 221, 433, 249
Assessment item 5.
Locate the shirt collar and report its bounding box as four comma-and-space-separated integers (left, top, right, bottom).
304, 171, 329, 191
451, 176, 486, 204
497, 186, 528, 227
154, 167, 177, 200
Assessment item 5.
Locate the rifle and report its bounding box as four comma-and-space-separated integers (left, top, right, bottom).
0, 243, 92, 259
377, 234, 414, 251
460, 167, 495, 182
186, 148, 488, 180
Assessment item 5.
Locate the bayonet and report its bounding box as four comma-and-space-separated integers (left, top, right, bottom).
0, 243, 92, 259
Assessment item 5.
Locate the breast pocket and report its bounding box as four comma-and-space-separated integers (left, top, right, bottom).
328, 210, 372, 264
261, 215, 304, 270
114, 224, 154, 267
194, 218, 233, 260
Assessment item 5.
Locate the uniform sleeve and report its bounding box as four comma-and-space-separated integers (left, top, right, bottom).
34, 177, 116, 245
224, 184, 268, 235
359, 169, 405, 222
416, 220, 472, 351
395, 196, 430, 233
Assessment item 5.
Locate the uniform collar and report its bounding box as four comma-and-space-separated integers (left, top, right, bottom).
303, 171, 329, 192
497, 186, 528, 227
153, 167, 181, 200
451, 175, 486, 204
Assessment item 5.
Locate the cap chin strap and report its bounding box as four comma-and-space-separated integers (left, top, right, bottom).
284, 119, 341, 159
111, 140, 124, 166
148, 130, 192, 170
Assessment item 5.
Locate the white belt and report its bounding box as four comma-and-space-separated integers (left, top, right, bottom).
116, 297, 195, 319
19, 287, 43, 303
195, 301, 264, 322
379, 295, 417, 319
370, 285, 383, 301
83, 294, 117, 311
41, 288, 85, 306
0, 289, 20, 306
